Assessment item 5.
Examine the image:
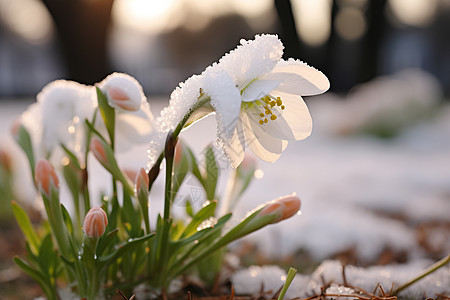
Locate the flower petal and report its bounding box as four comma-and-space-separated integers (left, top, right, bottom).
218, 34, 283, 90
249, 93, 312, 141
241, 109, 288, 162
241, 79, 282, 102
264, 59, 330, 96
204, 67, 242, 139
220, 121, 246, 168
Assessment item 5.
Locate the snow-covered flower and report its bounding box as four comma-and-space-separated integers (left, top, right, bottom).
98, 73, 154, 153
20, 80, 96, 164
205, 34, 330, 167
148, 34, 329, 169
98, 73, 145, 112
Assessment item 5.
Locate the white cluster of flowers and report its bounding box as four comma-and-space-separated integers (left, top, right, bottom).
20, 34, 329, 172
18, 73, 153, 165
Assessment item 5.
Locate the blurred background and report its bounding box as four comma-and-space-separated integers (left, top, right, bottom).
0, 0, 449, 97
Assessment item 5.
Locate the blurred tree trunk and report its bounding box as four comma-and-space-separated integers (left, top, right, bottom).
41, 0, 114, 85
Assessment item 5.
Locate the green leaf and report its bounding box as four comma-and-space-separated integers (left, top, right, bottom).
180, 200, 217, 238
61, 203, 74, 238
96, 87, 116, 146
14, 256, 56, 300
122, 192, 142, 237
204, 145, 218, 201
15, 125, 36, 179
277, 267, 297, 300
98, 233, 155, 266
38, 234, 56, 274
11, 201, 40, 255
185, 199, 194, 218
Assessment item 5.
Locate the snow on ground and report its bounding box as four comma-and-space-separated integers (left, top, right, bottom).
231, 260, 450, 299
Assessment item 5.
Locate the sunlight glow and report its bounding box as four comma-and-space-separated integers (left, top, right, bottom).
388, 0, 438, 27
291, 0, 332, 47
0, 0, 53, 44
229, 0, 273, 18
112, 0, 183, 34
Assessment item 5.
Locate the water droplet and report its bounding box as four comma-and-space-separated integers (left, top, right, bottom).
128, 238, 134, 242
297, 210, 302, 216
281, 275, 286, 281
61, 156, 70, 166
194, 240, 199, 244
68, 125, 75, 134
254, 169, 264, 179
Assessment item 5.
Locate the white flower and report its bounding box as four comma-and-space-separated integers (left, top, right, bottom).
21, 80, 96, 164
148, 34, 329, 169
98, 73, 145, 111
206, 34, 330, 167
97, 73, 154, 153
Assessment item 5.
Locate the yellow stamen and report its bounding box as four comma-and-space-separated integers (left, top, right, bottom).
255, 95, 285, 126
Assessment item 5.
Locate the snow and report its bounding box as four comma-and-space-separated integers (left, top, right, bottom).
231, 260, 450, 299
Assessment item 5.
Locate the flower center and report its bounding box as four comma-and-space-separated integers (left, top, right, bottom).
256, 95, 285, 125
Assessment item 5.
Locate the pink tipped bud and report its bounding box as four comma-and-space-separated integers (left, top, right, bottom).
258, 195, 301, 223
174, 141, 183, 166
100, 73, 144, 112
135, 168, 149, 194
83, 206, 108, 238
90, 137, 108, 166
11, 117, 21, 140
239, 154, 257, 173
35, 159, 59, 197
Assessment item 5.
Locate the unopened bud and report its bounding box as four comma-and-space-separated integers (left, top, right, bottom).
258, 195, 301, 223
83, 206, 108, 238
135, 167, 149, 195
10, 117, 21, 141
35, 159, 59, 197
90, 137, 108, 167
99, 73, 144, 111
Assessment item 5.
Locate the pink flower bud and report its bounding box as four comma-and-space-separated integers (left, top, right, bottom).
99, 73, 144, 112
10, 117, 21, 140
83, 206, 108, 238
135, 167, 149, 194
239, 154, 257, 174
90, 137, 108, 166
258, 195, 301, 223
174, 141, 183, 166
35, 159, 59, 197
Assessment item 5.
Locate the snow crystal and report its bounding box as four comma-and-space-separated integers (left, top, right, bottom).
233, 260, 449, 299
98, 72, 146, 111
147, 74, 205, 168
325, 284, 356, 299
217, 34, 283, 90
231, 265, 287, 296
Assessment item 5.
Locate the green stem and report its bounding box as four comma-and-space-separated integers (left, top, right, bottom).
147, 94, 211, 193
392, 254, 450, 296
